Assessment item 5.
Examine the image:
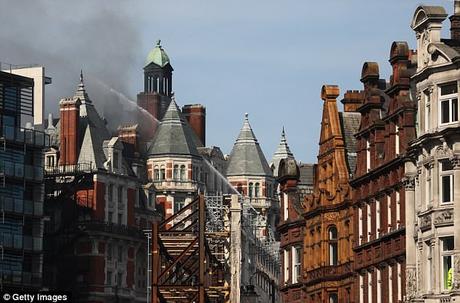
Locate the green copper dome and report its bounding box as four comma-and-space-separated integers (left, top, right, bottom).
145, 40, 170, 68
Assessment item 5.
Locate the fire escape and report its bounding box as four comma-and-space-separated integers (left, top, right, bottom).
148, 195, 231, 303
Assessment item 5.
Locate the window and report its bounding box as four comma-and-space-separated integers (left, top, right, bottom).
328, 226, 338, 266
118, 213, 123, 225
283, 192, 289, 221
366, 139, 371, 171
389, 265, 393, 302
439, 82, 458, 124
293, 246, 301, 283
174, 198, 185, 214
118, 186, 123, 204
255, 183, 260, 197
108, 211, 113, 223
154, 166, 159, 180
108, 184, 113, 202
248, 183, 253, 198
329, 293, 338, 303
426, 166, 432, 208
118, 245, 123, 262
173, 165, 179, 180
397, 263, 402, 301
396, 191, 400, 227
368, 271, 373, 303
377, 268, 382, 303
107, 243, 112, 261
425, 90, 431, 132
117, 272, 123, 287
442, 236, 454, 290
367, 203, 371, 241
107, 271, 112, 285
387, 195, 392, 232
180, 165, 186, 181
395, 128, 400, 155
359, 274, 364, 303
440, 161, 454, 204
376, 198, 381, 237
45, 155, 55, 167
426, 241, 432, 291
113, 151, 119, 169
358, 207, 363, 245
284, 249, 289, 283
160, 165, 165, 180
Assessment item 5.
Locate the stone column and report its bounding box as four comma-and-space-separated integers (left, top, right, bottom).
404, 174, 417, 301
230, 194, 242, 303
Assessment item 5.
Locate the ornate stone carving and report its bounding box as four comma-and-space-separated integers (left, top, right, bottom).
450, 154, 460, 169
454, 254, 460, 290
406, 267, 417, 299
433, 209, 454, 226
403, 176, 416, 191
419, 213, 432, 231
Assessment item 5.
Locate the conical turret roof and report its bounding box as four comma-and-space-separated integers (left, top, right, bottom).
226, 114, 272, 177
147, 97, 201, 157
271, 127, 295, 177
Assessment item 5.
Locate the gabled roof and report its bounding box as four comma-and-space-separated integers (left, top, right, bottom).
147, 98, 201, 157
271, 127, 295, 177
226, 114, 272, 177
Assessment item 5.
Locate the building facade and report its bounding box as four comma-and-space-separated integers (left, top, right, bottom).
351, 43, 416, 302
0, 70, 49, 291
406, 2, 460, 301
303, 85, 360, 303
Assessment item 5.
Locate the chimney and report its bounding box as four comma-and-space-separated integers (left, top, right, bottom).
182, 104, 206, 146
59, 98, 81, 165
341, 90, 364, 112
118, 124, 139, 152
451, 1, 460, 40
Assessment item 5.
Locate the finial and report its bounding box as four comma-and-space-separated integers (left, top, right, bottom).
156, 39, 161, 47
80, 69, 83, 83
245, 113, 248, 119
282, 126, 285, 135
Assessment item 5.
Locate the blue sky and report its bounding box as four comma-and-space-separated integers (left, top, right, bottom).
0, 0, 454, 163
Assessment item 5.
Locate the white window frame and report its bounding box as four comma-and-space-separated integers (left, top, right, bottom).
283, 192, 289, 221
359, 274, 364, 303
284, 249, 289, 283
395, 191, 400, 228
389, 265, 393, 302
366, 139, 371, 171
387, 194, 392, 232
367, 203, 371, 242
397, 263, 402, 301
395, 128, 400, 156
440, 161, 454, 204
426, 166, 432, 209
439, 82, 458, 126
441, 236, 454, 290
425, 90, 431, 132
359, 207, 363, 245
377, 268, 382, 303
368, 271, 373, 303
376, 199, 381, 238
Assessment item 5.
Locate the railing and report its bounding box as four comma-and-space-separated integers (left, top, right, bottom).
305, 262, 353, 284
1, 125, 50, 147
75, 221, 145, 239
44, 163, 96, 175
151, 179, 202, 191
0, 161, 43, 182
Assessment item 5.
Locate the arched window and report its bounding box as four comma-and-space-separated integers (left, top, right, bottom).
249, 183, 253, 198
255, 183, 260, 197
160, 165, 165, 180
173, 165, 179, 180
154, 166, 159, 181
329, 293, 338, 303
329, 226, 338, 266
180, 165, 186, 181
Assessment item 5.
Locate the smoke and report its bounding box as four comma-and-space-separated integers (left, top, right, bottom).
0, 0, 147, 132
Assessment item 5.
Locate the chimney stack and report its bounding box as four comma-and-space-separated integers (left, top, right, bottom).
118, 124, 139, 152
341, 90, 364, 112
450, 1, 460, 40
59, 98, 80, 165
182, 104, 206, 146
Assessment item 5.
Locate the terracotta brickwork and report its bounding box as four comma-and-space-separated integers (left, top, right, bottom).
350, 42, 416, 303
302, 85, 359, 303
59, 98, 80, 165
182, 104, 206, 146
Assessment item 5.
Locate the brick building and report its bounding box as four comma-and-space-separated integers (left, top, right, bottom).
350, 42, 416, 302
303, 85, 361, 303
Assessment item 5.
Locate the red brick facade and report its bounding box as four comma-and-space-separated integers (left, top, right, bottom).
350, 42, 416, 303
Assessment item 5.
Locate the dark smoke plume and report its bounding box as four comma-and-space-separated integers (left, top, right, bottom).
0, 0, 149, 132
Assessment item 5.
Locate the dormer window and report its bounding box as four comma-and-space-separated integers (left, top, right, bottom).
173, 165, 179, 180
180, 165, 186, 181
154, 166, 159, 180
160, 165, 166, 180
439, 82, 458, 125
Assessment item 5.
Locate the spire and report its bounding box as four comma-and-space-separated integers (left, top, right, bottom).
226, 113, 272, 177
75, 70, 90, 103
273, 127, 294, 160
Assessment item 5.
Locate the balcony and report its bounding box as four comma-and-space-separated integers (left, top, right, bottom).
305, 262, 353, 285
1, 125, 50, 148
0, 196, 43, 216
152, 179, 202, 192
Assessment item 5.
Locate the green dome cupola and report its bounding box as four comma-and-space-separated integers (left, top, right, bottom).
145, 40, 170, 68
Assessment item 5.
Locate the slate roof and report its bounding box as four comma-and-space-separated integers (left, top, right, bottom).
339, 112, 361, 176
147, 99, 201, 157
226, 114, 272, 177
271, 128, 295, 177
